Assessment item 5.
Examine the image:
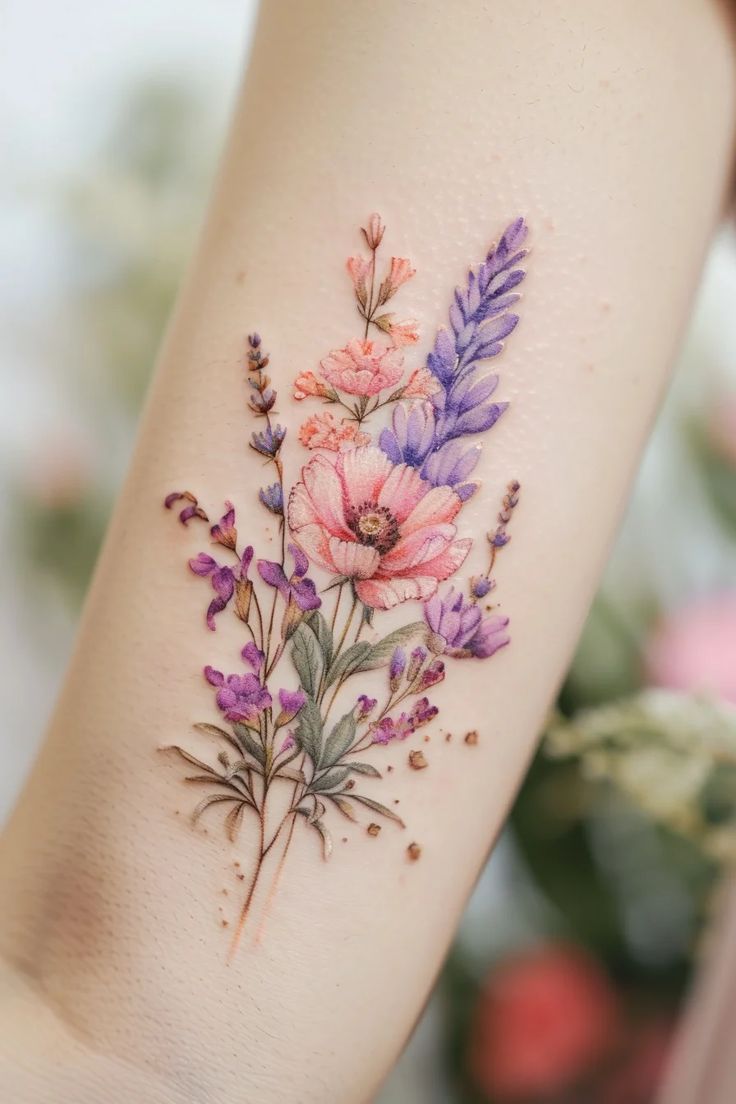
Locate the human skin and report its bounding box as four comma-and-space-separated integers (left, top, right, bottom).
1, 2, 735, 1101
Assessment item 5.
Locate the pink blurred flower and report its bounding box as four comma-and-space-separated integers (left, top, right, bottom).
298, 412, 370, 452
293, 370, 334, 401
645, 592, 736, 704
319, 339, 404, 397
288, 445, 470, 609
467, 944, 622, 1101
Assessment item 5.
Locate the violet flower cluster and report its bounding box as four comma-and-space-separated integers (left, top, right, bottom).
380, 218, 527, 500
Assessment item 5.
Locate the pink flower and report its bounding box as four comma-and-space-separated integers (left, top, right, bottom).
294, 370, 334, 401
387, 318, 420, 347
402, 367, 440, 398
346, 255, 372, 306
298, 412, 370, 452
362, 212, 385, 250
319, 339, 404, 397
468, 944, 622, 1101
379, 257, 415, 301
645, 592, 736, 705
288, 446, 471, 609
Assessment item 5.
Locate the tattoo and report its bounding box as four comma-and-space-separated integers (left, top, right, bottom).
163, 214, 527, 954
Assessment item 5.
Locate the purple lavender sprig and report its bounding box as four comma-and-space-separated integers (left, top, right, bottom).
380, 219, 527, 499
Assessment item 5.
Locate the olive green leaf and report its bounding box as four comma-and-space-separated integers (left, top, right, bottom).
323, 640, 372, 690
349, 793, 406, 827
320, 711, 357, 768
305, 609, 334, 668
294, 697, 324, 765
357, 621, 428, 671
232, 723, 267, 766
310, 766, 351, 793
291, 621, 323, 698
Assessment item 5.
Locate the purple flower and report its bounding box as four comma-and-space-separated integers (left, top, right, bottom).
188, 546, 254, 630
164, 490, 208, 526
258, 545, 321, 613
259, 483, 284, 515
380, 220, 526, 488
355, 694, 377, 720
276, 688, 307, 726
210, 501, 237, 550
204, 646, 271, 724
418, 659, 445, 690
251, 424, 286, 458
407, 646, 427, 682
370, 696, 438, 744
389, 647, 406, 690
424, 587, 510, 659
249, 382, 277, 415
471, 576, 493, 599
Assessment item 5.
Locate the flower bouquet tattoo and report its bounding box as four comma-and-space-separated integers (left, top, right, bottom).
164, 214, 527, 953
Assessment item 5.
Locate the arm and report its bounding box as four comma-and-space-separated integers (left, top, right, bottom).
1, 2, 735, 1101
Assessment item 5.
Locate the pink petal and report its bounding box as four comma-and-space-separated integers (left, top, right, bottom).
288, 523, 337, 574
377, 462, 429, 524
355, 575, 440, 610
338, 446, 392, 510
378, 524, 457, 574
412, 537, 472, 581
327, 537, 380, 579
399, 484, 462, 537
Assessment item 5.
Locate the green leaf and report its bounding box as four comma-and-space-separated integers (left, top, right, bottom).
321, 711, 357, 768
310, 766, 351, 793
348, 762, 382, 779
358, 622, 428, 672
323, 641, 372, 690
193, 722, 240, 747
305, 610, 334, 668
232, 724, 266, 766
350, 793, 406, 827
291, 622, 323, 698
294, 697, 324, 765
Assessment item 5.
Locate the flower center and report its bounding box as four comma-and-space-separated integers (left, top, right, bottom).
346, 501, 400, 555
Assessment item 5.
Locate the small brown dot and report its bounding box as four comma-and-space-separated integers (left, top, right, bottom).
464, 731, 479, 746
174, 809, 180, 815
342, 837, 348, 843
221, 918, 229, 927
234, 861, 240, 867
423, 734, 430, 743
367, 823, 381, 837
387, 765, 394, 772
237, 872, 245, 881
409, 750, 428, 770
407, 842, 422, 862
445, 733, 453, 742
393, 799, 400, 805
222, 889, 228, 896
345, 779, 355, 790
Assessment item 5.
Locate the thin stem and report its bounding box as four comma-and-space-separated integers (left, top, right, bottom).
228, 814, 266, 959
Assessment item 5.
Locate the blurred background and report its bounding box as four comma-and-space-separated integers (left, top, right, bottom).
2, 3, 736, 1101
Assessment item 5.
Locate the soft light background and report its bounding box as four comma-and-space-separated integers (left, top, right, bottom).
3, 3, 736, 1102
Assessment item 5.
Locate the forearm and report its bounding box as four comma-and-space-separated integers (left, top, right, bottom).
1, 2, 735, 1102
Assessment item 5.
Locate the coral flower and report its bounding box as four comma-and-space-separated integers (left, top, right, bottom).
319, 339, 404, 397
288, 446, 471, 609
298, 411, 370, 451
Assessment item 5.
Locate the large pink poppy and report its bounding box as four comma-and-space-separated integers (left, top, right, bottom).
288, 446, 471, 609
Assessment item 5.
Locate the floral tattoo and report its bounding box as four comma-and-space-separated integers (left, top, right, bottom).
164, 213, 527, 954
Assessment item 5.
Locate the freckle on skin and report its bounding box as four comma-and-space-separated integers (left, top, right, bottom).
407, 842, 422, 862
464, 730, 479, 746
409, 749, 428, 770
367, 823, 381, 837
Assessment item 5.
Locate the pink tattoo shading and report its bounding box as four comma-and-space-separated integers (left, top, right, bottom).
163, 213, 527, 955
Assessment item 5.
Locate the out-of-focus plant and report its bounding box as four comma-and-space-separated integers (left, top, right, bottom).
546, 691, 736, 865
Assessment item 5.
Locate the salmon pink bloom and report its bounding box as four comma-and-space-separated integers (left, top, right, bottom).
346, 255, 372, 306
288, 446, 471, 609
319, 339, 404, 398
379, 256, 415, 301
298, 411, 370, 452
293, 370, 334, 401
387, 319, 420, 347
